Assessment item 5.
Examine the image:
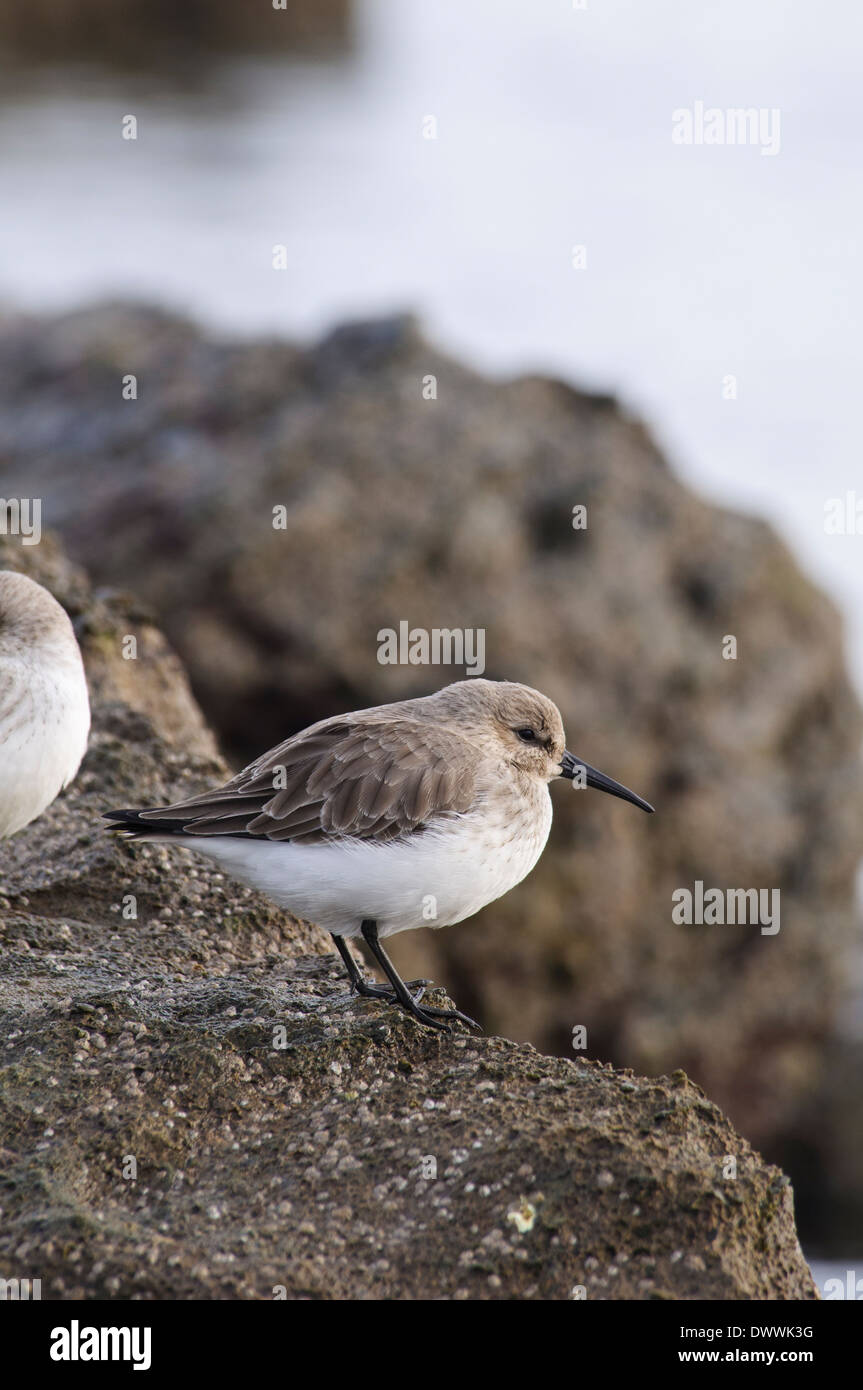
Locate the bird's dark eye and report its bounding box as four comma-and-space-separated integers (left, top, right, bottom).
516, 727, 536, 742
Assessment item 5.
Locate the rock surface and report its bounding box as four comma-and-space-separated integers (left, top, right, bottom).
0, 302, 860, 1189
0, 537, 816, 1299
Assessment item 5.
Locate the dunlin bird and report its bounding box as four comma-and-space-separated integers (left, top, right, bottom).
0, 570, 91, 838
105, 680, 653, 1031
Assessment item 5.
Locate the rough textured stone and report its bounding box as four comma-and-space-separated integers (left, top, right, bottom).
0, 537, 816, 1299
0, 303, 860, 1191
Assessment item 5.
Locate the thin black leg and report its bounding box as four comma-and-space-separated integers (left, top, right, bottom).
360, 919, 479, 1033
332, 933, 364, 988
331, 932, 428, 1002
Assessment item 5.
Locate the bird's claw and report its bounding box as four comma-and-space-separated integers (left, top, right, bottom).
351, 971, 478, 1033
415, 1004, 482, 1031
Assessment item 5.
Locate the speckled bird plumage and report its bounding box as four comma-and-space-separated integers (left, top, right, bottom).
106, 681, 566, 934
0, 570, 91, 838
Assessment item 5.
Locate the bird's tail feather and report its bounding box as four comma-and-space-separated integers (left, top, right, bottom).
103, 808, 192, 841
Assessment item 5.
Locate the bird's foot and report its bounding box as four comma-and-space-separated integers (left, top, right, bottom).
414, 1003, 482, 1031
353, 978, 430, 1005
390, 992, 482, 1034
354, 978, 478, 1032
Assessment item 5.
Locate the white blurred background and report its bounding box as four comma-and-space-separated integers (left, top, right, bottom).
1, 0, 862, 695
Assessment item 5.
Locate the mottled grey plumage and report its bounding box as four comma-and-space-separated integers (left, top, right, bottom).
108, 680, 567, 846
159, 716, 475, 843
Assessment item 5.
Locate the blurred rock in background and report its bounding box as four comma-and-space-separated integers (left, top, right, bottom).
1, 301, 861, 1254
0, 0, 351, 66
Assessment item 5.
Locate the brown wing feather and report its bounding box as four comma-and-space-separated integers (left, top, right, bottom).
137, 713, 478, 844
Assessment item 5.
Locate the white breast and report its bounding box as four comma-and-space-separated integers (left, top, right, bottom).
0, 661, 91, 838
167, 788, 554, 939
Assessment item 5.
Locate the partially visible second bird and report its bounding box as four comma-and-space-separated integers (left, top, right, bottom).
0, 570, 91, 839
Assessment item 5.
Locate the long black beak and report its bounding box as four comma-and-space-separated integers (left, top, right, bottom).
560, 750, 654, 813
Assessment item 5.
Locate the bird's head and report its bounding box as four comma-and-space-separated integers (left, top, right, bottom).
434, 678, 654, 811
